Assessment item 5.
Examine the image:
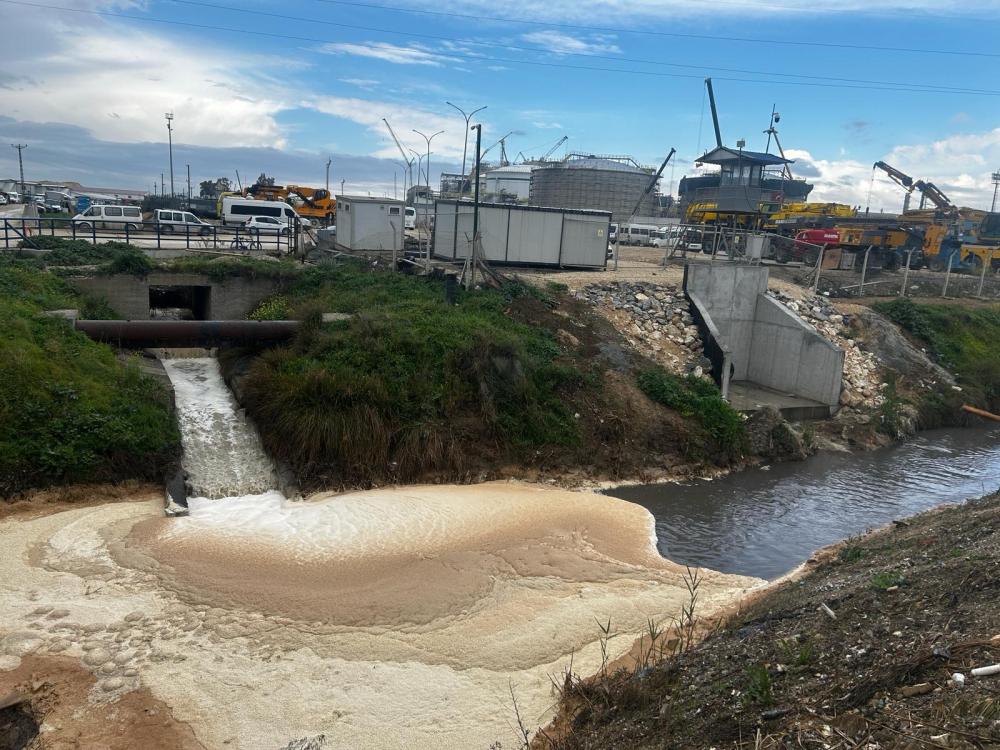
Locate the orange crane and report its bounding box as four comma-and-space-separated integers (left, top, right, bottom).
245, 182, 337, 225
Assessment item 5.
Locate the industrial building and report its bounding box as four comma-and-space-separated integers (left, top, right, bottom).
484, 165, 533, 201
529, 154, 658, 221
433, 200, 610, 269
334, 195, 404, 252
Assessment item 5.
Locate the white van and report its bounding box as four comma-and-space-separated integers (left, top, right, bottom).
154, 209, 211, 234
222, 197, 303, 227
404, 206, 416, 230
72, 204, 143, 230
617, 223, 661, 246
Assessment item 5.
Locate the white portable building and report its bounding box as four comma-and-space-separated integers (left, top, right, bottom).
484, 165, 534, 200
433, 200, 610, 269
335, 195, 405, 252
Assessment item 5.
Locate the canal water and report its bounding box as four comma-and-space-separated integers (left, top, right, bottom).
609, 426, 1000, 580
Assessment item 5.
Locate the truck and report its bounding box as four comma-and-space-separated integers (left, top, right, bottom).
245, 183, 336, 225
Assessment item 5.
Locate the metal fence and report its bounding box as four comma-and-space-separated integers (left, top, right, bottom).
653, 224, 1000, 301
2, 217, 297, 255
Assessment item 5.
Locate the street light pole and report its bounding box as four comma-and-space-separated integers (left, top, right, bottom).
992, 170, 1000, 213
326, 158, 332, 193
413, 129, 444, 260
446, 102, 486, 197
165, 113, 175, 197
186, 164, 191, 206
10, 144, 27, 198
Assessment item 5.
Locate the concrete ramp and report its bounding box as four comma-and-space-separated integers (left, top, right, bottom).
683, 264, 843, 417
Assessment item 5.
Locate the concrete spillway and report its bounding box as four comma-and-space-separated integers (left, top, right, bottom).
161, 357, 278, 500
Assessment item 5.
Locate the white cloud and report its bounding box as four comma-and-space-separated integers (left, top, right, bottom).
532, 121, 564, 130
0, 2, 290, 148
340, 78, 381, 90
785, 127, 1000, 211
444, 0, 995, 22
521, 30, 621, 55
320, 42, 456, 66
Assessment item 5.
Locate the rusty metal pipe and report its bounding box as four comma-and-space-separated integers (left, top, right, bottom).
962, 404, 1000, 423
74, 320, 299, 348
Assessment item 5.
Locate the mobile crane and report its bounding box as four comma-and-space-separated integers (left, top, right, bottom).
873, 161, 916, 213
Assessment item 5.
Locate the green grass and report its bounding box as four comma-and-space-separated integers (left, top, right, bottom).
236, 264, 585, 485
0, 260, 179, 494
874, 298, 1000, 411
636, 368, 747, 462
743, 663, 774, 707
870, 571, 904, 590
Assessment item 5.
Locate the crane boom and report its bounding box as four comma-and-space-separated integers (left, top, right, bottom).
541, 135, 568, 161
382, 119, 413, 170
705, 78, 723, 149
873, 161, 916, 213
626, 148, 676, 223
913, 180, 953, 210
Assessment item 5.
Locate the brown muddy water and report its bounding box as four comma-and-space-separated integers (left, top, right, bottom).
609, 426, 1000, 580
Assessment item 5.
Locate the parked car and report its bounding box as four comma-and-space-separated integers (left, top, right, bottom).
0, 194, 7, 205
243, 216, 289, 234
72, 203, 143, 231
154, 209, 212, 235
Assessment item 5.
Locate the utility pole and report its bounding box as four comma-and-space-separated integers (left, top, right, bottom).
10, 144, 27, 198
165, 113, 175, 197
186, 164, 191, 205
469, 123, 482, 289
326, 158, 332, 193
161, 173, 165, 196
446, 102, 486, 196
340, 178, 345, 196
992, 170, 1000, 213
413, 129, 444, 260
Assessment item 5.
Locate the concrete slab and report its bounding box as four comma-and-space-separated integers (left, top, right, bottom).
728, 381, 832, 421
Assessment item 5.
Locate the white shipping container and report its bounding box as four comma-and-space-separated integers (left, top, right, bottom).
335, 195, 404, 252
433, 201, 610, 269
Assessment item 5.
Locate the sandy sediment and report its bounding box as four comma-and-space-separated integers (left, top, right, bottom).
1, 481, 759, 749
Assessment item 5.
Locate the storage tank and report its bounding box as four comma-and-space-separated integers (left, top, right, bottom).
529, 155, 657, 220
484, 164, 534, 201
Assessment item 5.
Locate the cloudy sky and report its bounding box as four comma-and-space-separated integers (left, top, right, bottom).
1, 0, 998, 210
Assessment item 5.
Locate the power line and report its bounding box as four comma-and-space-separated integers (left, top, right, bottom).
4, 0, 999, 97
303, 0, 1000, 59
155, 0, 1000, 95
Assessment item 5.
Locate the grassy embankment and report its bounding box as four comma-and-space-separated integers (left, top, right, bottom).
537, 490, 1000, 749
227, 261, 748, 488
0, 259, 179, 496
875, 298, 1000, 414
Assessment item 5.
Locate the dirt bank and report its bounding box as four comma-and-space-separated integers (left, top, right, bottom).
538, 491, 1000, 749
0, 482, 758, 749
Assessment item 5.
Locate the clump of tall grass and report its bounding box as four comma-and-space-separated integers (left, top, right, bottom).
637, 368, 747, 462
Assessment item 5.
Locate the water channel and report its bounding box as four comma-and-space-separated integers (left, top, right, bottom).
609, 426, 1000, 580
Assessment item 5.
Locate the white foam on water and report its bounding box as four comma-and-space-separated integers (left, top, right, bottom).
161, 357, 278, 500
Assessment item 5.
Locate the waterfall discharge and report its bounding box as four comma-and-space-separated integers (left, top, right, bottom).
161, 357, 278, 500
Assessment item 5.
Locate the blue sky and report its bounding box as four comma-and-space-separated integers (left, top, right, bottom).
1, 0, 998, 209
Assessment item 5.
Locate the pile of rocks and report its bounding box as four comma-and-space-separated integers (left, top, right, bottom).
767, 289, 885, 411
575, 282, 710, 375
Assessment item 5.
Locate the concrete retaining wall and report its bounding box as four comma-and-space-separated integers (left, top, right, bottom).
68, 272, 282, 320
684, 264, 843, 408
746, 296, 843, 405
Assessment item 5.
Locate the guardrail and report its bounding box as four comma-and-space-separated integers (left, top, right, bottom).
1, 217, 296, 254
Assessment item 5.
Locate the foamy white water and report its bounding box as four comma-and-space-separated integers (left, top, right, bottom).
161, 357, 277, 500
0, 355, 759, 748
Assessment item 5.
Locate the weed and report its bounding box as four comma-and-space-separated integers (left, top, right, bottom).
743, 663, 774, 707
777, 637, 815, 668
870, 571, 904, 590
637, 368, 747, 462
839, 545, 865, 563
0, 260, 179, 493
237, 265, 587, 485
